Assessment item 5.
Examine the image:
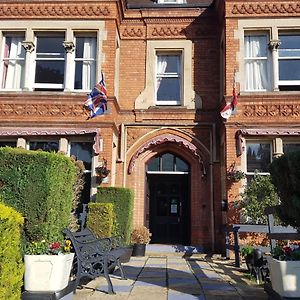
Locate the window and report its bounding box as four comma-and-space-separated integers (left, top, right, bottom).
156, 53, 181, 105
1, 33, 25, 89
278, 34, 300, 90
283, 142, 300, 154
74, 35, 96, 90
244, 34, 270, 91
34, 34, 65, 90
147, 153, 189, 173
246, 141, 272, 180
29, 141, 59, 152
0, 23, 100, 92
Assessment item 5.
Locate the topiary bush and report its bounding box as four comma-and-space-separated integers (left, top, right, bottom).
269, 151, 300, 229
0, 147, 77, 243
86, 203, 116, 238
238, 174, 280, 224
95, 187, 134, 245
0, 202, 24, 300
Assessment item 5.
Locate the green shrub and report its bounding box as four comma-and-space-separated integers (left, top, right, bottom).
238, 174, 280, 224
269, 151, 300, 228
0, 202, 24, 300
95, 187, 134, 245
86, 203, 116, 238
0, 147, 76, 243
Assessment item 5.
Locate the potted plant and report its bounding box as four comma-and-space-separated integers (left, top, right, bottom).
131, 225, 151, 257
226, 162, 245, 182
95, 159, 111, 183
24, 239, 74, 292
241, 245, 254, 273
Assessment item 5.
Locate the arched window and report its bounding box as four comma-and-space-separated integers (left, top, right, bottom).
147, 153, 189, 173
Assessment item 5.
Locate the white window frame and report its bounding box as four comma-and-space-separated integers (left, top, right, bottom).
239, 19, 300, 92
245, 140, 272, 177
33, 33, 66, 90
0, 20, 104, 92
155, 52, 182, 105
0, 32, 25, 90
71, 33, 97, 92
278, 32, 300, 88
244, 32, 271, 92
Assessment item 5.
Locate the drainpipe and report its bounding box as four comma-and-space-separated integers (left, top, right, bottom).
210, 126, 215, 253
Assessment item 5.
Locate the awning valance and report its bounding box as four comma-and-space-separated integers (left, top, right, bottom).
0, 127, 101, 155
235, 128, 300, 156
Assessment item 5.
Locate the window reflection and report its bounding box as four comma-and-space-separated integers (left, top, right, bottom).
147, 153, 189, 172
246, 142, 271, 173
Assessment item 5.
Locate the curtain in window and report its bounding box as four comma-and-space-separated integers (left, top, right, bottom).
3, 37, 24, 89
82, 38, 96, 90
156, 55, 168, 91
245, 36, 270, 91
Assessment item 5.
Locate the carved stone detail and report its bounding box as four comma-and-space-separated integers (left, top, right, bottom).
122, 28, 144, 38
21, 41, 35, 53
232, 3, 300, 15
243, 104, 300, 117
0, 4, 110, 18
268, 39, 281, 51
63, 41, 75, 53
0, 103, 88, 117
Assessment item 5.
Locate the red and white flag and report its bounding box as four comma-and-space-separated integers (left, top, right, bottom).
220, 71, 238, 120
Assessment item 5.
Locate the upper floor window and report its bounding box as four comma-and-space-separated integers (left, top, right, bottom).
1, 33, 25, 89
283, 142, 300, 154
0, 30, 97, 92
35, 34, 65, 90
243, 29, 300, 92
74, 35, 96, 90
278, 34, 300, 91
156, 53, 182, 105
244, 34, 270, 91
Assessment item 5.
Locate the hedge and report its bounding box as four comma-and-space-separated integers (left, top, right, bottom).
86, 203, 116, 238
0, 202, 24, 300
0, 147, 76, 243
269, 150, 300, 228
95, 187, 134, 245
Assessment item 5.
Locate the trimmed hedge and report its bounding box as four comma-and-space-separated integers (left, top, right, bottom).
270, 150, 300, 228
0, 147, 76, 243
95, 187, 134, 245
0, 202, 24, 300
86, 203, 116, 238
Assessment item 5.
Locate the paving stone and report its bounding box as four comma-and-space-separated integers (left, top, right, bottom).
201, 282, 236, 291
168, 290, 205, 300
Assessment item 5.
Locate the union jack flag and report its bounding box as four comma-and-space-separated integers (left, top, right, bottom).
85, 72, 108, 118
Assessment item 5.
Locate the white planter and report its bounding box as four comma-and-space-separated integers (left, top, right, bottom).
267, 256, 300, 298
24, 253, 74, 292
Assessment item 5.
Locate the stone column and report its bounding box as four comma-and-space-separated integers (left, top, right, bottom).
268, 39, 281, 91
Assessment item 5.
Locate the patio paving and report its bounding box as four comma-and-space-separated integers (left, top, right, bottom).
73, 254, 268, 300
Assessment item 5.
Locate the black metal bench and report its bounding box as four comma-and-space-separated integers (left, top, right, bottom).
63, 228, 127, 294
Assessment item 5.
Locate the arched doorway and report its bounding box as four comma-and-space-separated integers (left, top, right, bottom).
147, 152, 190, 245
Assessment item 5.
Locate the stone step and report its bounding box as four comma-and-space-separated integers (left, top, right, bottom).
146, 244, 204, 255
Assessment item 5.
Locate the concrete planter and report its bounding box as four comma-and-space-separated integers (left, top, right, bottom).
24, 253, 74, 292
267, 256, 300, 298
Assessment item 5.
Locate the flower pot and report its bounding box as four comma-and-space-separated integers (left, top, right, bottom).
24, 253, 74, 292
267, 256, 300, 298
132, 243, 146, 257
120, 246, 133, 263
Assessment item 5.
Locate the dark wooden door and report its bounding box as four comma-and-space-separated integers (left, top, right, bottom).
148, 174, 190, 244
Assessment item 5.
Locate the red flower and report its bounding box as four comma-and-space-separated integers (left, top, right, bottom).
50, 242, 61, 250
283, 246, 292, 254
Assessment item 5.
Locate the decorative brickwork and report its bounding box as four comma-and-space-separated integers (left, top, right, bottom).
243, 104, 300, 118
0, 4, 110, 18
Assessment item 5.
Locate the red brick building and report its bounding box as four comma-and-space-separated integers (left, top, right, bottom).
0, 0, 299, 253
